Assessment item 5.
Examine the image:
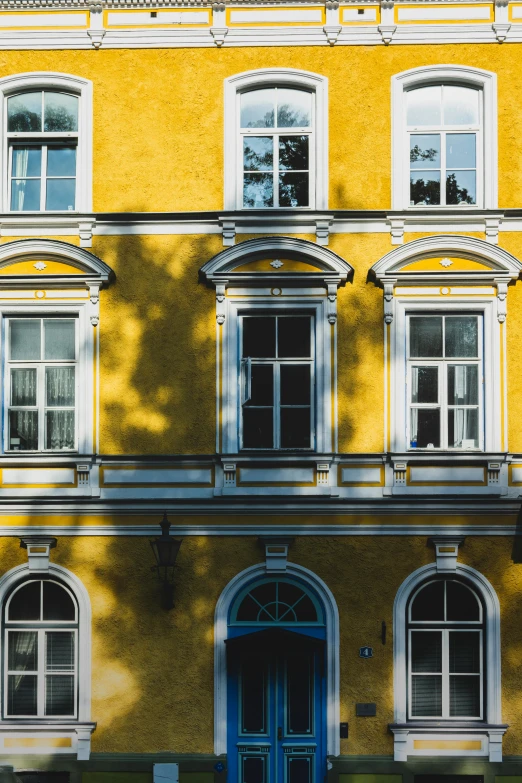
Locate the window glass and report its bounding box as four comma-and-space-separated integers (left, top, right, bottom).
407, 86, 442, 126
232, 579, 322, 624
241, 89, 275, 128
44, 93, 78, 132
443, 86, 479, 126
8, 92, 42, 132
10, 320, 41, 360
8, 581, 41, 621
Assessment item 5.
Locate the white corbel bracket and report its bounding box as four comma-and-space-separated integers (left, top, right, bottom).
87, 3, 105, 49
259, 536, 294, 573
316, 218, 332, 246
87, 29, 105, 48
220, 219, 236, 247
384, 281, 394, 324
210, 27, 228, 47
496, 280, 508, 323
378, 24, 396, 44
216, 282, 227, 325
485, 216, 500, 245
89, 284, 100, 326
494, 0, 509, 23
323, 25, 342, 45
493, 23, 510, 42
79, 218, 96, 248
429, 535, 465, 573
20, 535, 57, 573
326, 281, 338, 324
388, 217, 404, 245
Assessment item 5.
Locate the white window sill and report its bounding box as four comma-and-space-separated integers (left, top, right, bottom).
0, 721, 96, 760
390, 723, 508, 762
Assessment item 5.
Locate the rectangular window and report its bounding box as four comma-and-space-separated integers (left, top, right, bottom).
6, 318, 77, 451
407, 314, 482, 450
409, 629, 482, 719
240, 314, 314, 449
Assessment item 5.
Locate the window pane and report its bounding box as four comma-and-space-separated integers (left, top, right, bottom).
44, 92, 78, 132
281, 365, 311, 405
11, 178, 41, 211
279, 173, 309, 208
46, 632, 74, 671
447, 134, 476, 169
12, 146, 42, 178
11, 320, 41, 360
243, 174, 273, 208
241, 657, 267, 733
277, 89, 312, 128
8, 674, 37, 715
410, 171, 441, 206
412, 409, 440, 448
411, 367, 438, 404
411, 631, 442, 672
445, 317, 478, 357
443, 86, 479, 126
279, 136, 308, 171
244, 137, 273, 171
278, 317, 311, 358
241, 89, 275, 128
407, 86, 442, 126
10, 411, 38, 450
446, 170, 476, 205
280, 407, 311, 449
8, 92, 42, 132
450, 676, 480, 717
243, 317, 276, 358
410, 317, 443, 358
8, 581, 41, 621
248, 365, 273, 406
449, 632, 480, 674
243, 408, 273, 448
411, 581, 444, 621
46, 178, 76, 211
447, 581, 480, 621
411, 675, 442, 716
286, 653, 313, 733
47, 146, 76, 177
45, 675, 74, 716
45, 410, 75, 450
46, 367, 75, 407
11, 368, 37, 406
448, 365, 478, 405
43, 581, 76, 621
410, 135, 440, 169
448, 408, 478, 449
8, 631, 38, 671
44, 319, 76, 361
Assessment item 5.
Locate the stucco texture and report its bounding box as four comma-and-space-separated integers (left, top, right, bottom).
2, 531, 522, 756
0, 44, 520, 210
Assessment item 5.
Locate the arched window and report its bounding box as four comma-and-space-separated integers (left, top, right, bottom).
4, 578, 78, 718
230, 578, 324, 625
407, 578, 483, 720
0, 73, 92, 214
224, 69, 328, 210
392, 66, 497, 210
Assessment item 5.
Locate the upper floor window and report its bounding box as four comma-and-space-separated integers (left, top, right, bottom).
408, 578, 483, 720
8, 91, 78, 212
392, 66, 497, 210
225, 70, 328, 211
408, 85, 480, 207
0, 73, 92, 213
6, 317, 78, 452
4, 578, 78, 718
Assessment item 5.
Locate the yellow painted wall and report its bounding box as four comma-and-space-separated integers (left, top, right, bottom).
0, 45, 520, 210
2, 530, 522, 755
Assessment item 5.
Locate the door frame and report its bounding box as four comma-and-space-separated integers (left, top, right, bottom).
214, 562, 340, 757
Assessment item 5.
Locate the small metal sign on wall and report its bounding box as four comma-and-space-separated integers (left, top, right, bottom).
359, 646, 373, 658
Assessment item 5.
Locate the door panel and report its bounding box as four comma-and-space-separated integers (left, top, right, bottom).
228, 640, 325, 783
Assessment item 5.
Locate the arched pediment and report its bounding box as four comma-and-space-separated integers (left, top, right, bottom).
0, 239, 113, 286
200, 237, 353, 287
371, 235, 522, 285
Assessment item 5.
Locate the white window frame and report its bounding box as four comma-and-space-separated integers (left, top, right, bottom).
224, 69, 328, 211
0, 304, 93, 454
392, 297, 500, 453
391, 65, 497, 210
4, 579, 79, 719
224, 297, 331, 453
0, 73, 92, 213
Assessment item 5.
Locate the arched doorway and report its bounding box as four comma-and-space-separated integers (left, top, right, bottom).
214, 564, 340, 783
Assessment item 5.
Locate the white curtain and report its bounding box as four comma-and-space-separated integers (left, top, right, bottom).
12, 147, 30, 211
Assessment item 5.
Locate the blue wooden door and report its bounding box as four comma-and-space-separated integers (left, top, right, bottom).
227, 631, 326, 783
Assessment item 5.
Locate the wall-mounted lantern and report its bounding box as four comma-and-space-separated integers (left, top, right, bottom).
150, 512, 183, 610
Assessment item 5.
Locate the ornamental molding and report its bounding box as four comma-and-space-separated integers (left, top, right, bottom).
0, 238, 113, 286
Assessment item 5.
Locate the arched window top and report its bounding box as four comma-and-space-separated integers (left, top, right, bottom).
409, 578, 482, 624
7, 90, 78, 133
230, 577, 324, 625
6, 578, 77, 623
240, 87, 312, 130
406, 84, 479, 128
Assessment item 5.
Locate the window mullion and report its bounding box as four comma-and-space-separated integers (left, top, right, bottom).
274, 360, 280, 449
273, 134, 279, 209
40, 144, 47, 211
440, 131, 446, 207
442, 628, 449, 718
39, 362, 45, 451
